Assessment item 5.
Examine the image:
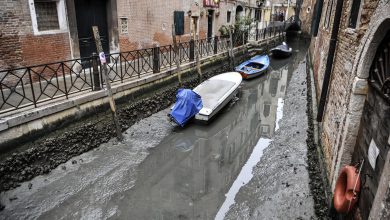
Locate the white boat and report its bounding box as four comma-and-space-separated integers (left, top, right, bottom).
193, 72, 242, 121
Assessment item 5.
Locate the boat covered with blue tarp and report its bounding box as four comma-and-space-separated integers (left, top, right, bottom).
169, 89, 203, 127
169, 72, 242, 126
235, 55, 270, 79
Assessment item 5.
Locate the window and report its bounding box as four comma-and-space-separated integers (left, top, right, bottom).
323, 0, 334, 29
227, 11, 231, 23
120, 18, 128, 34
255, 9, 261, 21
29, 0, 68, 35
35, 1, 59, 31
348, 0, 362, 28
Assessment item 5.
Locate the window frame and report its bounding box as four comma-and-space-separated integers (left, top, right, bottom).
323, 0, 335, 30
120, 17, 129, 34
347, 0, 363, 29
29, 0, 68, 35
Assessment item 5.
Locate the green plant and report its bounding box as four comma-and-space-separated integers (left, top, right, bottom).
234, 16, 254, 31
218, 25, 232, 36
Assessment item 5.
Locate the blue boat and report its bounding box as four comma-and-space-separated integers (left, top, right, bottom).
235, 55, 270, 79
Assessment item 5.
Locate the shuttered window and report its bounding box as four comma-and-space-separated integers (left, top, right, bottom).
348, 0, 362, 28
323, 0, 334, 29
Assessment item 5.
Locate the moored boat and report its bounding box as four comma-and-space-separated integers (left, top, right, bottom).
235, 55, 270, 79
169, 72, 242, 126
270, 42, 292, 58
194, 72, 242, 121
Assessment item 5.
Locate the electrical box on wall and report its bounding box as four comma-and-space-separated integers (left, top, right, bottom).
174, 11, 185, 35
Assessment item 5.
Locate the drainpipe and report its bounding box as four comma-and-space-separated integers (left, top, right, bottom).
311, 0, 324, 36
317, 0, 344, 122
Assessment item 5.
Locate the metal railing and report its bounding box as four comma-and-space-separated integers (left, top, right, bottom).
0, 26, 284, 115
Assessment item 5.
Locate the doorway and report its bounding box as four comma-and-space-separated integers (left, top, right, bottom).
351, 30, 390, 219
207, 10, 214, 39
74, 0, 110, 58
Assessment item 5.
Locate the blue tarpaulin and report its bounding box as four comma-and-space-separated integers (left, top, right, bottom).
170, 89, 203, 127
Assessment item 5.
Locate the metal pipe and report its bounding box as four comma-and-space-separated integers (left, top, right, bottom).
317, 0, 344, 122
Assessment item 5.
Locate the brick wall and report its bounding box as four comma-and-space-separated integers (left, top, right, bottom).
116, 0, 238, 50
20, 33, 71, 66
0, 0, 71, 70
308, 0, 380, 175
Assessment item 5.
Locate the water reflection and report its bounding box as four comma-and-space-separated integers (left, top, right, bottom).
109, 40, 303, 220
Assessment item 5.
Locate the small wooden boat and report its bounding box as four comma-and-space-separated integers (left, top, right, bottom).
270, 42, 292, 58
193, 72, 242, 121
235, 55, 270, 79
169, 72, 242, 126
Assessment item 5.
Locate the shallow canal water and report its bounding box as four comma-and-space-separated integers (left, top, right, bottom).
108, 37, 308, 220
0, 37, 309, 220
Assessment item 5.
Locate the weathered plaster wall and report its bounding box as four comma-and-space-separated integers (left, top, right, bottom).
116, 0, 240, 51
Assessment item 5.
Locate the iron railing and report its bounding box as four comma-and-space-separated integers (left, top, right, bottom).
0, 26, 284, 115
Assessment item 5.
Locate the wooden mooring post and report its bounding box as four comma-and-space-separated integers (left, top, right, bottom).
193, 17, 202, 82
228, 27, 235, 69
172, 24, 182, 86
92, 26, 123, 141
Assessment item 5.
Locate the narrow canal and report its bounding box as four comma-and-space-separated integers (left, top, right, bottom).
0, 36, 309, 220
108, 37, 309, 220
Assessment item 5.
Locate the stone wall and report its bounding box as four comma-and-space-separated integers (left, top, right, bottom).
352, 86, 390, 219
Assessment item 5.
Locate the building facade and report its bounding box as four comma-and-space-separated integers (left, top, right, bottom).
307, 0, 390, 218
0, 0, 268, 70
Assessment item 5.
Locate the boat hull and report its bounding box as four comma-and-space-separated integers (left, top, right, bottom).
195, 88, 238, 121
235, 55, 270, 79
271, 49, 292, 58
239, 68, 268, 79
194, 72, 242, 122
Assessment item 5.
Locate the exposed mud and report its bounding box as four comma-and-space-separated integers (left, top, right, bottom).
305, 56, 330, 218
0, 62, 247, 194
224, 57, 316, 219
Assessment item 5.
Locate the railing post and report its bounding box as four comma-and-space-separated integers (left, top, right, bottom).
153, 46, 160, 73
190, 39, 195, 61
213, 37, 218, 54
27, 68, 37, 107
60, 63, 69, 98
92, 53, 101, 91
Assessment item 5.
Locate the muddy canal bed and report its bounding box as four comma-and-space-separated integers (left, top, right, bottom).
0, 37, 327, 219
0, 67, 234, 193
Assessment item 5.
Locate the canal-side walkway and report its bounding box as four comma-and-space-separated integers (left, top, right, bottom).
224, 58, 317, 219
